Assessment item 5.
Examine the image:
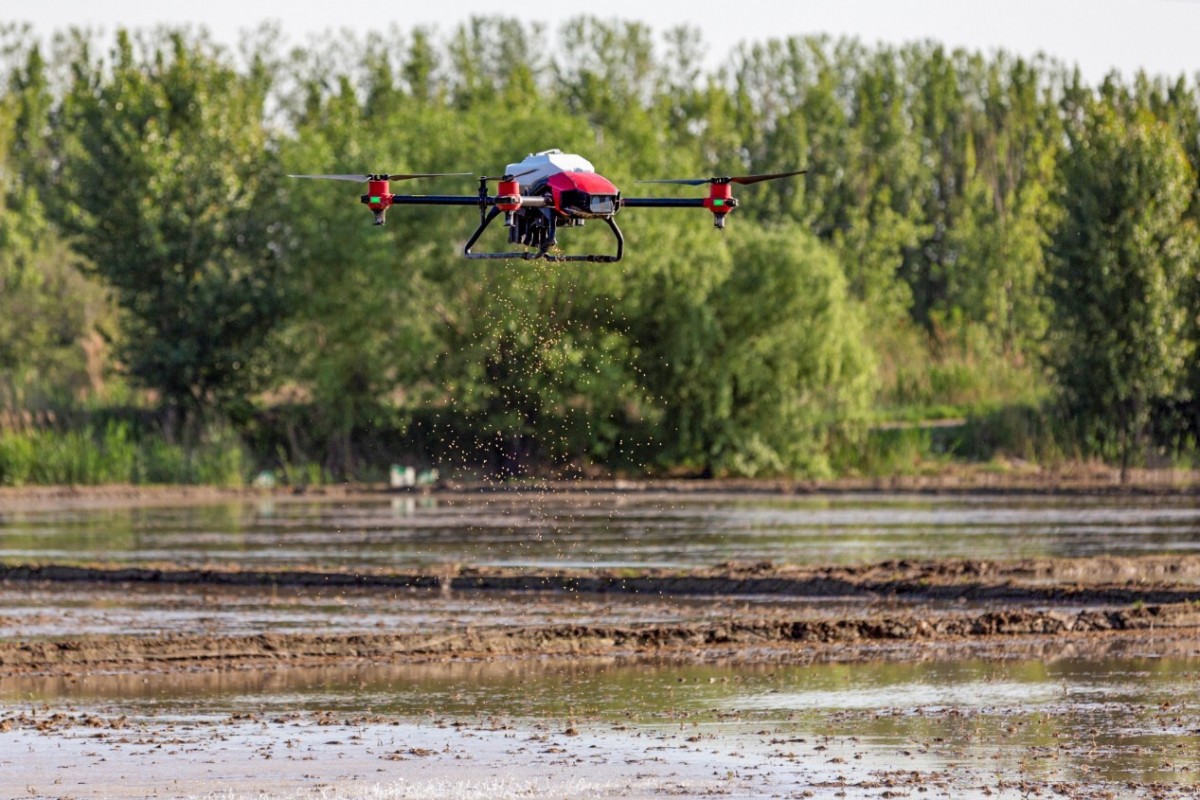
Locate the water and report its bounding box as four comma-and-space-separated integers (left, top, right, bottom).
3, 654, 1198, 798
3, 490, 1200, 798
3, 491, 1200, 569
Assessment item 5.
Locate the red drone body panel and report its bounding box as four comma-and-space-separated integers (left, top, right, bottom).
544, 171, 620, 217
289, 150, 805, 262
545, 171, 619, 195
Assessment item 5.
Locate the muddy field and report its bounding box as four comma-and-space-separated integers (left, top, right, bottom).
2, 490, 1199, 798
2, 556, 1200, 676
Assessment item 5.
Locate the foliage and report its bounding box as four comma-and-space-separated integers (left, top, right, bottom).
3, 20, 1200, 480
56, 30, 286, 428
0, 41, 113, 408
0, 421, 247, 486
626, 224, 875, 476
1049, 103, 1200, 473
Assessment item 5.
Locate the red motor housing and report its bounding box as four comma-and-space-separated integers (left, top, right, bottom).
362, 179, 393, 225
704, 182, 734, 228
495, 178, 522, 212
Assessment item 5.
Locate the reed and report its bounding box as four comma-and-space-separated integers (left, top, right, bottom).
0, 421, 248, 487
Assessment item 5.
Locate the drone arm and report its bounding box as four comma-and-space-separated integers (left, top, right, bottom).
619, 197, 707, 208
388, 195, 483, 207
388, 195, 549, 208
621, 195, 737, 228
389, 195, 478, 206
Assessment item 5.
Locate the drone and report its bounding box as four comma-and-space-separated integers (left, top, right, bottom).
290, 149, 805, 263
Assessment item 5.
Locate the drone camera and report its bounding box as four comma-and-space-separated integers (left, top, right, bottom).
559, 190, 619, 219
589, 196, 617, 215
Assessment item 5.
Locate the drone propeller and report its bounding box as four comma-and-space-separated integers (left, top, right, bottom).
478, 168, 537, 182
288, 172, 473, 182
637, 168, 807, 186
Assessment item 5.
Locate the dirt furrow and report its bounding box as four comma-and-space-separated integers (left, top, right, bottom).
3, 602, 1199, 675
5, 558, 1200, 605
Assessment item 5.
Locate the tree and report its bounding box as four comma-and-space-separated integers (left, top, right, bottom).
58, 30, 286, 430
0, 42, 110, 409
627, 223, 875, 476
1049, 104, 1200, 475
276, 85, 464, 475
944, 54, 1062, 357
277, 62, 608, 475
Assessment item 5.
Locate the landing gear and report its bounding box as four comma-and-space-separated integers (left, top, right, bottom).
463, 199, 624, 263
509, 206, 558, 252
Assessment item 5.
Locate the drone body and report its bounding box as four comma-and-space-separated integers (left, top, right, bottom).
291, 149, 804, 263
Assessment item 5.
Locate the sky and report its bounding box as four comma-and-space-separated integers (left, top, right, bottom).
12, 0, 1200, 84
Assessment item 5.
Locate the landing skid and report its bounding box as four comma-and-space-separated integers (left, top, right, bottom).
463, 208, 625, 263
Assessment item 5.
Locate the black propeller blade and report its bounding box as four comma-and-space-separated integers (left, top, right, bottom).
288, 172, 473, 182
637, 168, 807, 186
478, 168, 537, 182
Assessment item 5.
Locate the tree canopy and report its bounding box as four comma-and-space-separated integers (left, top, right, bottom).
3, 19, 1200, 478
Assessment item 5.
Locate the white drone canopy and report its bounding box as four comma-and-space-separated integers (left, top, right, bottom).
504, 149, 595, 188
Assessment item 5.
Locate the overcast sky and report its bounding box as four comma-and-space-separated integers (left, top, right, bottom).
12, 0, 1200, 84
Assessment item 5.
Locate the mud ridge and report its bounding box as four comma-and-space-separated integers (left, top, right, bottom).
6, 556, 1200, 605
3, 602, 1200, 675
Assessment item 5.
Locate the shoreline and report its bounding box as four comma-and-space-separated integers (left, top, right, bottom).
3, 463, 1200, 511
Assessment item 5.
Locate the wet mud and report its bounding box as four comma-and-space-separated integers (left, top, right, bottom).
3, 604, 1200, 675
9, 552, 1200, 596
3, 554, 1199, 676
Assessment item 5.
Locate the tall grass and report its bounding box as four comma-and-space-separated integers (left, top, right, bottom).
872, 320, 1048, 421
829, 425, 944, 477
830, 403, 1077, 477
0, 421, 248, 486
951, 403, 1071, 463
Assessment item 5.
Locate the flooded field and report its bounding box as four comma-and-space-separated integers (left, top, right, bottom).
3, 491, 1200, 568
2, 489, 1199, 798
4, 653, 1200, 799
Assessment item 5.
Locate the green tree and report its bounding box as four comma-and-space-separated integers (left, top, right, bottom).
58, 30, 286, 430
835, 44, 925, 323
554, 17, 658, 147
0, 41, 110, 409
627, 223, 875, 476
901, 44, 971, 333
945, 54, 1062, 357
1049, 104, 1200, 475
277, 85, 465, 474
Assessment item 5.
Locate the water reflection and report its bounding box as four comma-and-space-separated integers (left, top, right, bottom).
3, 492, 1200, 569
3, 653, 1197, 788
